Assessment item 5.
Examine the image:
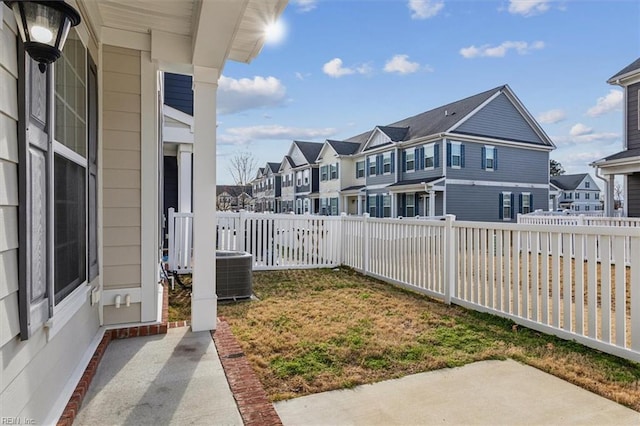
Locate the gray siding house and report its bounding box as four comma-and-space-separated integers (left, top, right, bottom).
592, 58, 640, 217
340, 85, 555, 221
550, 174, 602, 213
283, 141, 323, 214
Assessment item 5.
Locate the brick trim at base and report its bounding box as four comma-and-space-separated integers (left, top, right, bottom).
213, 317, 283, 426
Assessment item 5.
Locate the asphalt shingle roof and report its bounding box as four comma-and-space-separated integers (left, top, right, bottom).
601, 148, 640, 162
327, 140, 361, 155
608, 58, 640, 82
388, 176, 444, 187
267, 162, 280, 173
345, 86, 505, 145
550, 174, 588, 191
377, 126, 409, 142
294, 141, 324, 165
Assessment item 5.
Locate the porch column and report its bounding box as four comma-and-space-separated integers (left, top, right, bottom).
429, 190, 436, 216
177, 144, 193, 212
390, 194, 397, 217
357, 194, 363, 215
191, 66, 219, 332
605, 176, 615, 217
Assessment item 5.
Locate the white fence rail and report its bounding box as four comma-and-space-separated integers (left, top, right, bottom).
167, 209, 640, 362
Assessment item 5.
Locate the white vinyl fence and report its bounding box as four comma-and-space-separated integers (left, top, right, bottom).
167, 209, 640, 362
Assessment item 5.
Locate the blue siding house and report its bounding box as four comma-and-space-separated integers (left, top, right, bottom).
340, 85, 555, 221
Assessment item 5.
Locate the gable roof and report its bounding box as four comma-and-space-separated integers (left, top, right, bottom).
550, 174, 588, 191
608, 58, 640, 83
216, 185, 252, 197
326, 140, 361, 155
377, 126, 410, 142
345, 86, 508, 146
294, 141, 324, 165
267, 162, 280, 173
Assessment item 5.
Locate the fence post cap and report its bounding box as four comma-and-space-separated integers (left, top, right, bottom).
363, 213, 370, 218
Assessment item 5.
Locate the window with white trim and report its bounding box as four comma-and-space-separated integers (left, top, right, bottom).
451, 142, 462, 167
383, 152, 391, 174
304, 198, 310, 213
405, 150, 415, 171
330, 163, 338, 180
383, 195, 391, 217
575, 192, 580, 199
585, 193, 590, 199
18, 29, 99, 338
368, 195, 377, 217
303, 169, 309, 185
320, 165, 328, 181
356, 160, 365, 178
483, 146, 496, 171
330, 197, 338, 215
406, 193, 415, 217
585, 205, 590, 211
296, 198, 302, 214
424, 144, 435, 169
521, 193, 531, 214
501, 192, 512, 220
368, 155, 377, 176
296, 171, 302, 186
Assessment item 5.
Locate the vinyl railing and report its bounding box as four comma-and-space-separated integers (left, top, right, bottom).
166, 209, 640, 362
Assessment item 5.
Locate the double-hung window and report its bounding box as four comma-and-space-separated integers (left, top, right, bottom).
451, 143, 462, 167
368, 155, 377, 176
406, 193, 415, 217
585, 193, 590, 199
356, 160, 365, 178
500, 192, 513, 221
575, 192, 580, 199
330, 197, 338, 215
383, 195, 391, 217
303, 169, 309, 185
585, 181, 590, 189
18, 30, 98, 339
405, 150, 415, 172
368, 195, 377, 217
520, 193, 531, 214
482, 146, 496, 171
424, 144, 435, 169
382, 152, 391, 174
320, 165, 328, 181
330, 163, 338, 180
296, 171, 302, 186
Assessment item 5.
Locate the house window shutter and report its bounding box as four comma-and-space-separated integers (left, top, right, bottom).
498, 193, 504, 220
510, 193, 515, 219
415, 193, 420, 214
366, 158, 370, 176
481, 147, 486, 169
400, 193, 406, 215
390, 152, 395, 173
447, 142, 452, 167
434, 144, 440, 168
18, 48, 50, 340
336, 163, 339, 178
460, 144, 465, 168
402, 151, 406, 172
494, 148, 498, 170
88, 54, 99, 282
529, 193, 533, 209
419, 147, 425, 170
519, 193, 523, 214
377, 154, 382, 174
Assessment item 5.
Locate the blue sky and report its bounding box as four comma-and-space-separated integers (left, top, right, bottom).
216, 0, 640, 185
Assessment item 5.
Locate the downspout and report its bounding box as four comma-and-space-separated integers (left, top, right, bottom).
593, 166, 612, 216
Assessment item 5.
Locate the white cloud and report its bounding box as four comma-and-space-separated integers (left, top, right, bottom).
537, 109, 566, 124
217, 75, 287, 115
322, 58, 371, 78
460, 40, 544, 58
291, 0, 317, 13
408, 0, 444, 20
508, 0, 550, 17
569, 123, 593, 137
384, 54, 424, 75
586, 89, 623, 117
219, 125, 338, 146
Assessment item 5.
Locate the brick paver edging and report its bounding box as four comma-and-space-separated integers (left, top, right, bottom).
213, 318, 283, 426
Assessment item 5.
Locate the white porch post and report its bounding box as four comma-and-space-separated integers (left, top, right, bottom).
191, 66, 218, 332
178, 144, 193, 212
429, 190, 436, 217
357, 194, 363, 215
605, 176, 615, 217
390, 193, 397, 217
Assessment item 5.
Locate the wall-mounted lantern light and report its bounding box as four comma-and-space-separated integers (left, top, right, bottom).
5, 0, 81, 73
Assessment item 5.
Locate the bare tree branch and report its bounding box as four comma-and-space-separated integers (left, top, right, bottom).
228, 151, 259, 185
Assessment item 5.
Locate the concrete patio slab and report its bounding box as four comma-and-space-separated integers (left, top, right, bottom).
75, 327, 242, 426
275, 359, 640, 426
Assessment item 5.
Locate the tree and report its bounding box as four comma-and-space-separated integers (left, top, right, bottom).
614, 181, 624, 210
550, 159, 565, 176
228, 151, 258, 185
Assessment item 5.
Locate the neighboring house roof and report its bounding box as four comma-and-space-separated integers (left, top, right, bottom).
377, 126, 410, 142
345, 86, 505, 145
608, 58, 640, 83
388, 176, 444, 187
326, 140, 361, 155
267, 162, 280, 173
598, 148, 640, 162
549, 174, 589, 191
294, 141, 324, 165
362, 141, 394, 152
216, 185, 252, 197
342, 185, 366, 191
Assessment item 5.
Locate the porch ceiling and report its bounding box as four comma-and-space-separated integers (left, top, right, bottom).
88, 0, 287, 66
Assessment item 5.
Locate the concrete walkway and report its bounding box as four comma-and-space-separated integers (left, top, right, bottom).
75, 327, 242, 426
275, 359, 640, 426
